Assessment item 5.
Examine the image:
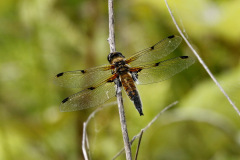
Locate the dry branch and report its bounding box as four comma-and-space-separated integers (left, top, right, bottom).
108, 0, 132, 159
164, 0, 240, 116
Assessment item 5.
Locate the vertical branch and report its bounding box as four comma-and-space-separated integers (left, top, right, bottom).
108, 0, 132, 159
116, 90, 132, 160
108, 0, 116, 52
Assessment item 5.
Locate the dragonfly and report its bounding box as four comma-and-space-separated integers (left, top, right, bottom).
54, 35, 195, 116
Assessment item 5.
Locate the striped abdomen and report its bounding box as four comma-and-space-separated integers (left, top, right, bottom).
120, 72, 143, 116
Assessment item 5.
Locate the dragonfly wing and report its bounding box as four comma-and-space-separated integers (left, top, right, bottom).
133, 56, 195, 85
54, 64, 113, 89
60, 81, 116, 112
126, 35, 182, 66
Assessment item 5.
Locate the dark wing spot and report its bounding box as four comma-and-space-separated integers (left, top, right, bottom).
150, 46, 154, 50
137, 69, 142, 73
81, 70, 86, 73
56, 72, 64, 77
62, 97, 69, 103
155, 62, 161, 66
107, 79, 114, 83
180, 56, 189, 59
168, 35, 175, 39
88, 87, 96, 90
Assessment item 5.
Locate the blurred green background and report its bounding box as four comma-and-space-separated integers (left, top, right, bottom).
0, 0, 240, 159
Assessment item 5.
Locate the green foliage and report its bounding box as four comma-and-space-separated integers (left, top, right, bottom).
0, 0, 239, 159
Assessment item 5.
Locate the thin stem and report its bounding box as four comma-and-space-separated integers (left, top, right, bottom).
134, 130, 143, 160
164, 0, 240, 116
112, 101, 178, 159
108, 0, 132, 159
82, 102, 116, 160
82, 122, 89, 160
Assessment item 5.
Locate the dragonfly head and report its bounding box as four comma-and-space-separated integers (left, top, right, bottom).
107, 52, 125, 64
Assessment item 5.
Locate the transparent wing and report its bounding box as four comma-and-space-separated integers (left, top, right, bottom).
126, 35, 182, 66
60, 81, 116, 112
133, 56, 195, 85
54, 64, 113, 89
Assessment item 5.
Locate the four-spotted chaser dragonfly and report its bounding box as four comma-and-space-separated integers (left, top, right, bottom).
54, 35, 195, 116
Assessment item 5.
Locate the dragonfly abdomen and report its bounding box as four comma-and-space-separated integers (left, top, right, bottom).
120, 72, 143, 116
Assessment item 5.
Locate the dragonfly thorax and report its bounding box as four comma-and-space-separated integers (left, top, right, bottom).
114, 60, 126, 67
116, 65, 129, 74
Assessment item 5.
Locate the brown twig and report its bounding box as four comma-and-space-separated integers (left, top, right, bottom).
108, 0, 132, 159
134, 130, 144, 160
